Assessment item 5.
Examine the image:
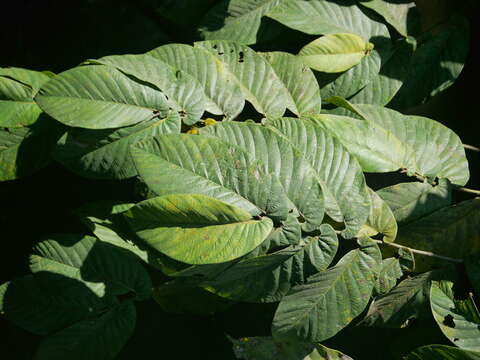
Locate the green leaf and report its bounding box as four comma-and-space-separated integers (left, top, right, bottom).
34, 301, 136, 360
430, 280, 480, 351
377, 179, 452, 225
203, 224, 338, 303
85, 54, 206, 125
131, 133, 292, 221
0, 116, 65, 181
267, 0, 389, 40
267, 0, 392, 100
199, 121, 325, 232
391, 16, 469, 109
124, 194, 273, 264
260, 51, 322, 115
346, 37, 416, 106
199, 0, 283, 45
153, 281, 233, 315
195, 41, 294, 118
396, 199, 480, 271
358, 188, 397, 243
272, 238, 381, 342
299, 33, 374, 73
30, 234, 152, 300
373, 258, 403, 296
75, 201, 146, 259
358, 0, 418, 37
405, 345, 480, 360
0, 273, 114, 335
53, 110, 180, 179
266, 117, 370, 238
314, 100, 469, 186
147, 43, 244, 119
360, 269, 455, 328
35, 65, 171, 129
0, 67, 50, 127
229, 336, 353, 360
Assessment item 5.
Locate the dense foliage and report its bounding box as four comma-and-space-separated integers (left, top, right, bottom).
1, 0, 479, 359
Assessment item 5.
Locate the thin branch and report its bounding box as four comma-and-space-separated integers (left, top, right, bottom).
372, 240, 463, 264
463, 144, 480, 152
454, 187, 480, 196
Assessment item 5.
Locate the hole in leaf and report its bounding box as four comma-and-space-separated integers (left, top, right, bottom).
454, 338, 459, 342
443, 314, 455, 328
239, 51, 244, 63
213, 44, 218, 49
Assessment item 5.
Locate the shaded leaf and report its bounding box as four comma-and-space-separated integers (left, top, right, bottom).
0, 68, 50, 127
396, 199, 480, 271
199, 0, 283, 45
377, 179, 452, 225
0, 273, 114, 335
358, 188, 397, 243
405, 345, 480, 360
30, 234, 152, 300
53, 110, 180, 179
203, 224, 338, 303
0, 116, 65, 181
34, 301, 136, 360
373, 257, 403, 296
272, 238, 381, 342
390, 16, 469, 109
124, 194, 273, 264
360, 268, 456, 327
431, 280, 480, 351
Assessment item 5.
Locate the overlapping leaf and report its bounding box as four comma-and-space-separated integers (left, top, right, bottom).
272, 238, 381, 342
147, 43, 245, 118
405, 345, 480, 360
267, 0, 392, 99
299, 33, 373, 73
34, 301, 136, 360
203, 224, 338, 303
35, 64, 172, 129
53, 110, 180, 179
85, 54, 206, 125
199, 0, 284, 45
360, 268, 456, 327
358, 0, 418, 37
30, 234, 152, 300
229, 336, 353, 360
395, 199, 480, 271
124, 194, 273, 264
131, 133, 292, 221
373, 258, 403, 296
199, 121, 325, 232
0, 273, 115, 335
0, 116, 65, 181
430, 280, 480, 351
377, 179, 452, 225
265, 117, 370, 238
391, 16, 470, 109
357, 188, 397, 243
314, 99, 469, 186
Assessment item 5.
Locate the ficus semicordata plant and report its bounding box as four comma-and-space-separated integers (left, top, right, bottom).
1, 0, 480, 359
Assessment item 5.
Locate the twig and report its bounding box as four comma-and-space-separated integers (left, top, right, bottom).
454, 187, 480, 196
372, 240, 463, 264
463, 144, 480, 152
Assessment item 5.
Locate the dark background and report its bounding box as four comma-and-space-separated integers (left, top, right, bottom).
1, 0, 479, 359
